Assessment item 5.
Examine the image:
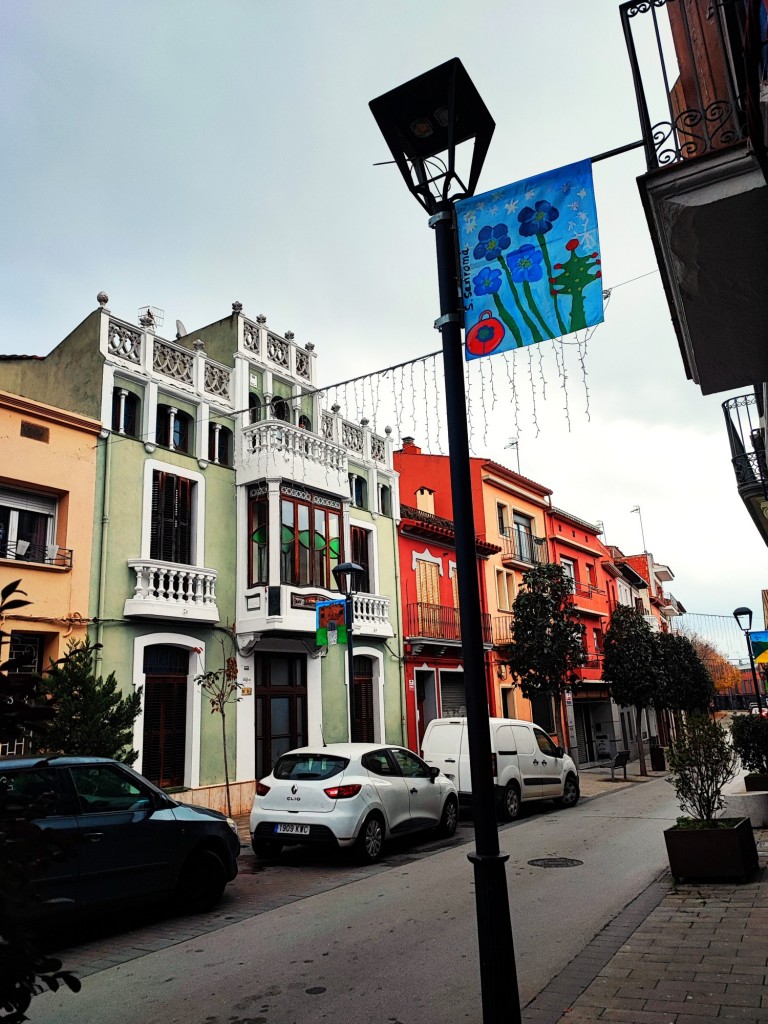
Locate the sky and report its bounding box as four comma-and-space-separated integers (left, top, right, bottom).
0, 0, 765, 653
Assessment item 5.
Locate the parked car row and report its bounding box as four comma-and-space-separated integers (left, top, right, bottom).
3, 719, 579, 918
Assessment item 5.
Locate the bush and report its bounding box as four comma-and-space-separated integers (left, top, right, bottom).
666, 714, 738, 822
731, 714, 768, 776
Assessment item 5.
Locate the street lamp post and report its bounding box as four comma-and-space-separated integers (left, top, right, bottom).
733, 606, 763, 708
370, 59, 521, 1024
333, 561, 365, 741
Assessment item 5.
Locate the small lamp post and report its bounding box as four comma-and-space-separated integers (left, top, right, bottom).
333, 561, 365, 741
733, 606, 763, 708
370, 59, 520, 1024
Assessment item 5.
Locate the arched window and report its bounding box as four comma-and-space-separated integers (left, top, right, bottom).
378, 483, 392, 517
298, 414, 312, 431
208, 423, 233, 466
156, 405, 193, 454
112, 388, 140, 437
248, 393, 262, 424
271, 396, 290, 422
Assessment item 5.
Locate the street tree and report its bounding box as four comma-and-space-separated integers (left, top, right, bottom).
0, 579, 80, 1021
195, 639, 241, 818
656, 631, 715, 714
687, 633, 741, 697
601, 605, 662, 776
36, 637, 142, 763
502, 563, 585, 748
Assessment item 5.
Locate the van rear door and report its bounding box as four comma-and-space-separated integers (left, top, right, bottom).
422, 720, 465, 791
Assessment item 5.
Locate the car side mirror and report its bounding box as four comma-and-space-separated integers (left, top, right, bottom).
428, 766, 440, 783
555, 746, 564, 759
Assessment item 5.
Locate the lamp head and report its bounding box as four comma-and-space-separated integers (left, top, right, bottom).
369, 58, 494, 213
332, 561, 365, 596
733, 606, 753, 632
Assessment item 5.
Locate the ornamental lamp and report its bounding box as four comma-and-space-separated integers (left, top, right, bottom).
332, 561, 365, 596
369, 58, 495, 213
733, 606, 753, 633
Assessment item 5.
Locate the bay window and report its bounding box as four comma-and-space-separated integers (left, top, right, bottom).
280, 488, 342, 589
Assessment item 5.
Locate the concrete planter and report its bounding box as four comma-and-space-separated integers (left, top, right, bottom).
744, 773, 768, 792
664, 817, 759, 883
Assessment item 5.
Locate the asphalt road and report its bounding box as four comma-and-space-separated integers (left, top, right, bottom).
30, 778, 680, 1024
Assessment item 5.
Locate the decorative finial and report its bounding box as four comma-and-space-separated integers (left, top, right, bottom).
97, 291, 109, 308
285, 330, 295, 341
256, 314, 267, 325
385, 426, 392, 436
232, 301, 243, 314
304, 342, 315, 351
193, 338, 205, 352
360, 417, 369, 427
331, 403, 341, 413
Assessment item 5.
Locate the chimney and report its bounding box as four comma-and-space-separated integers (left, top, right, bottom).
400, 436, 421, 454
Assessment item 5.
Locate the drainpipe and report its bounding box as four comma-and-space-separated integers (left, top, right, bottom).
390, 515, 406, 746
95, 430, 112, 670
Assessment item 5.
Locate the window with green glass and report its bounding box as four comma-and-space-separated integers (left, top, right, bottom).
280, 490, 342, 589
249, 492, 268, 586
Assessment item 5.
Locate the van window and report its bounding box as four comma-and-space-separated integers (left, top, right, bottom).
534, 730, 558, 758
495, 726, 517, 754
425, 722, 463, 754
511, 724, 535, 755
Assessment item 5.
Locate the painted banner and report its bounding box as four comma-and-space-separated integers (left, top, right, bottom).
749, 630, 768, 665
456, 158, 603, 360
317, 600, 347, 647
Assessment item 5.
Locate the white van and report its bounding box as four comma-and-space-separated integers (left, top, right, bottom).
421, 717, 579, 821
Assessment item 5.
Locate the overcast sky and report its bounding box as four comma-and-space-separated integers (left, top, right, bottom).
1, 0, 764, 652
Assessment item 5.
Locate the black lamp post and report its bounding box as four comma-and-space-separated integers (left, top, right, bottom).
333, 561, 365, 741
370, 59, 521, 1024
733, 606, 763, 708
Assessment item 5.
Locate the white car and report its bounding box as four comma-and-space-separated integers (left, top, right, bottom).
249, 742, 459, 863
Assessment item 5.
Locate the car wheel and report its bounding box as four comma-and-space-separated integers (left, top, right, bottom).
500, 781, 521, 822
554, 774, 580, 809
252, 840, 282, 859
436, 795, 458, 838
175, 848, 227, 913
355, 813, 385, 863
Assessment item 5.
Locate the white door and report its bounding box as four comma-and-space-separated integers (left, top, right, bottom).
511, 724, 543, 799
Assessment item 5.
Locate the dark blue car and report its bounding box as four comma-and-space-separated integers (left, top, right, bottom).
0, 756, 240, 914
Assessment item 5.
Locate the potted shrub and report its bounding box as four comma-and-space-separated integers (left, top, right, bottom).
730, 713, 768, 791
664, 714, 759, 883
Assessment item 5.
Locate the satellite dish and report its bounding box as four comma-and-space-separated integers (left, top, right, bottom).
176, 320, 188, 339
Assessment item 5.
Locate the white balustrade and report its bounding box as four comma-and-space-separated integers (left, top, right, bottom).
242, 420, 348, 474
352, 593, 393, 637
125, 560, 219, 623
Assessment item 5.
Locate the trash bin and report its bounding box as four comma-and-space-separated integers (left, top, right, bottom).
650, 746, 666, 771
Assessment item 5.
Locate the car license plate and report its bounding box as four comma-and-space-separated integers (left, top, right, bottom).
275, 823, 310, 836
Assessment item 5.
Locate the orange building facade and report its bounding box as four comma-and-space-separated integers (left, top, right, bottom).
0, 389, 101, 752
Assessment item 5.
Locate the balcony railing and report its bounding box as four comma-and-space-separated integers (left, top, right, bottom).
500, 529, 548, 566
0, 541, 72, 569
125, 560, 219, 623
492, 616, 514, 646
242, 419, 348, 475
406, 602, 492, 645
351, 594, 393, 637
723, 392, 768, 499
621, 0, 748, 170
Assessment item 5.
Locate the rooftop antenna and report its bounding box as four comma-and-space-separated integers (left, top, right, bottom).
630, 505, 647, 553
505, 437, 520, 474
176, 319, 188, 339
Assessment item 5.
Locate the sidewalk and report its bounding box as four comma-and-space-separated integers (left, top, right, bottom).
523, 762, 768, 1023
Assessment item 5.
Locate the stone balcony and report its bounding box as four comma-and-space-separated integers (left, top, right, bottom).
124, 559, 219, 623
239, 418, 349, 494
352, 593, 394, 639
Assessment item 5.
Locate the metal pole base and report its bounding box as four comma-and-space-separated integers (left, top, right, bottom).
468, 850, 522, 1024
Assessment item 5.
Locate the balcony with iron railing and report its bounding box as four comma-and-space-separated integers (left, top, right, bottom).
568, 579, 608, 616
405, 602, 492, 646
620, 0, 768, 396
0, 541, 73, 570
723, 392, 768, 542
499, 528, 548, 567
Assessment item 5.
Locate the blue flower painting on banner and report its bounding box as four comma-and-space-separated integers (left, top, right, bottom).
456, 159, 603, 360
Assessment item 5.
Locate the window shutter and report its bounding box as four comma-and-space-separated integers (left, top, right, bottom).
149, 472, 163, 560
176, 476, 192, 564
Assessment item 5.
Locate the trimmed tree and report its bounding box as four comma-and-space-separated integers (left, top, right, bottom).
602, 605, 662, 776
502, 563, 585, 749
195, 644, 241, 818
656, 631, 715, 714
36, 637, 142, 763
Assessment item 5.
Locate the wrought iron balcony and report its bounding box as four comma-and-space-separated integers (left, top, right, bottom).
621, 0, 748, 171
0, 541, 72, 569
405, 602, 492, 645
723, 391, 768, 541
499, 529, 548, 567
124, 559, 219, 623
492, 615, 514, 646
